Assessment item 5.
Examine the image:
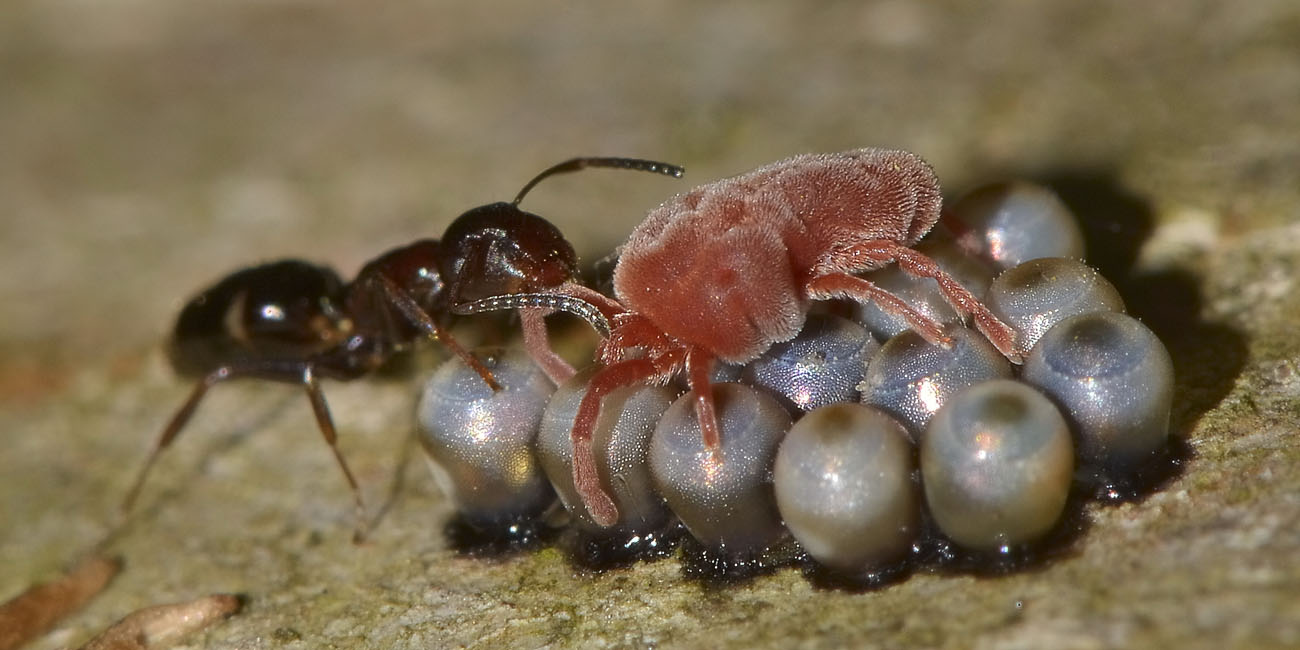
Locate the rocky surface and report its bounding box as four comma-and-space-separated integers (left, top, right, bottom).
2, 2, 1298, 648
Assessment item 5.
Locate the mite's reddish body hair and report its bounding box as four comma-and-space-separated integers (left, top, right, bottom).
613, 149, 942, 363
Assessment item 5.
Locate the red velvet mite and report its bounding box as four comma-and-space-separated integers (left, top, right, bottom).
456, 148, 1020, 526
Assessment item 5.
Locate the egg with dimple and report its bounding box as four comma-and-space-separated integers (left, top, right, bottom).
859, 325, 1013, 437
649, 383, 792, 558
986, 257, 1126, 354
1022, 311, 1173, 471
774, 403, 919, 572
416, 347, 556, 531
922, 379, 1074, 551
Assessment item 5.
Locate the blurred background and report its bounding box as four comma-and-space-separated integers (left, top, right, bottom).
4, 1, 1294, 365
2, 1, 1298, 648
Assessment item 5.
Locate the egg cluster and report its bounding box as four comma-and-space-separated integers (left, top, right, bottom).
416, 180, 1176, 583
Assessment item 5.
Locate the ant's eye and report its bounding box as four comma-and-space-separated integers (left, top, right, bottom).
260, 304, 285, 321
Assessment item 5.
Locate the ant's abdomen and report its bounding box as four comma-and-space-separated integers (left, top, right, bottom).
168, 260, 350, 376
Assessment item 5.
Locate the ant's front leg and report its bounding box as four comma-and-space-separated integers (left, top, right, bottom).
372, 274, 502, 390
519, 307, 577, 385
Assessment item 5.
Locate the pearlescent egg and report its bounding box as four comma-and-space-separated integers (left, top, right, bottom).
774, 403, 919, 572
922, 379, 1074, 551
416, 347, 555, 530
948, 181, 1085, 271
742, 313, 879, 412
536, 367, 676, 533
986, 257, 1125, 353
649, 383, 792, 556
851, 240, 995, 340
1022, 311, 1174, 471
859, 326, 1013, 437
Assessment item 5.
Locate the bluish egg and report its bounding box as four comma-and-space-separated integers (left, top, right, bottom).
986, 257, 1125, 354
1022, 311, 1174, 472
859, 326, 1013, 437
416, 347, 555, 530
536, 367, 676, 534
922, 379, 1074, 551
947, 181, 1085, 271
649, 383, 792, 558
774, 403, 919, 572
742, 313, 879, 412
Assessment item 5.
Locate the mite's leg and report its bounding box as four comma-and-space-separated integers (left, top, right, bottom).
685, 348, 721, 459
819, 240, 1021, 361
597, 314, 673, 366
569, 358, 659, 527
373, 274, 501, 390
519, 308, 576, 385
569, 345, 684, 527
806, 273, 951, 346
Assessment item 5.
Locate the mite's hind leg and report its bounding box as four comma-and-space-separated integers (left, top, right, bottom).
806, 273, 952, 347
819, 240, 1020, 361
569, 358, 661, 527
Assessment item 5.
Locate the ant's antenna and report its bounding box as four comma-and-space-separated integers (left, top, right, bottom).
453, 293, 611, 337
512, 157, 685, 206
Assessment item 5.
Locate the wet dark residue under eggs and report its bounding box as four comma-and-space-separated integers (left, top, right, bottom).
416, 157, 1189, 587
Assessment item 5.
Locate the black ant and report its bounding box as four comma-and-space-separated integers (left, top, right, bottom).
122, 157, 684, 541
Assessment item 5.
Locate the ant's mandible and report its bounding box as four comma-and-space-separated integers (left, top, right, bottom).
122, 157, 684, 541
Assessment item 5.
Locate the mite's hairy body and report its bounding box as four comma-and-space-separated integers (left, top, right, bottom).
614, 149, 942, 363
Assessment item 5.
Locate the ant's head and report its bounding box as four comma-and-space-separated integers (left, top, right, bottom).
440, 157, 684, 305
439, 201, 579, 303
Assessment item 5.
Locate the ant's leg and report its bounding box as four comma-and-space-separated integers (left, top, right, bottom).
818, 240, 1020, 361
299, 367, 368, 543
373, 274, 502, 390
519, 308, 576, 385
569, 354, 680, 527
123, 361, 368, 541
806, 273, 951, 346
121, 367, 235, 514
684, 348, 721, 459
